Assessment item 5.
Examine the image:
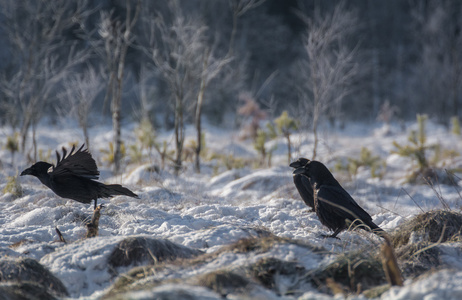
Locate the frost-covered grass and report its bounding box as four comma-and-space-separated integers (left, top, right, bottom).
1, 120, 462, 299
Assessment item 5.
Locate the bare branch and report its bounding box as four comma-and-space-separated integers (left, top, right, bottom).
0, 0, 91, 155
297, 2, 361, 159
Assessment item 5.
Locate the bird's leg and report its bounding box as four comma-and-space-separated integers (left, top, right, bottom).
94, 199, 97, 210
329, 227, 343, 238
320, 234, 340, 240
320, 228, 343, 239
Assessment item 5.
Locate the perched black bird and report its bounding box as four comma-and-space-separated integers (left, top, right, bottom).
21, 144, 138, 209
289, 158, 315, 211
293, 159, 385, 238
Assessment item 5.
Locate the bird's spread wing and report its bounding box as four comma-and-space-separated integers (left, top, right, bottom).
51, 144, 99, 179
316, 185, 373, 223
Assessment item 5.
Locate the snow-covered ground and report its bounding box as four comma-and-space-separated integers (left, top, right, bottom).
1, 120, 462, 299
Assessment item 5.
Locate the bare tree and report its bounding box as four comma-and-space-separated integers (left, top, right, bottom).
59, 66, 104, 149
0, 0, 89, 159
297, 3, 360, 159
194, 48, 232, 173
144, 1, 209, 175
98, 0, 141, 173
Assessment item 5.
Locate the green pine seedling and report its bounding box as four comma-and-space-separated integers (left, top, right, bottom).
3, 176, 23, 198
274, 111, 298, 164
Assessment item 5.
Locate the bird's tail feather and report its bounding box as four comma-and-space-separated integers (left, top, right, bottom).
101, 184, 139, 198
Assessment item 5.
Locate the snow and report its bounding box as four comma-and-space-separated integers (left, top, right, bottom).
382, 269, 462, 300
1, 120, 462, 299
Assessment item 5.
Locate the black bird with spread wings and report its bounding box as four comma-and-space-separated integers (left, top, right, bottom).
289, 157, 315, 212
292, 159, 385, 238
20, 144, 138, 209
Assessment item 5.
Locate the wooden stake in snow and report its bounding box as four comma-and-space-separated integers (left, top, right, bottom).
86, 205, 103, 238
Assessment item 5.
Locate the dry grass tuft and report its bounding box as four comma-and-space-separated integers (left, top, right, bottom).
391, 210, 462, 248
248, 257, 305, 295
395, 241, 441, 277
195, 270, 250, 297
309, 250, 386, 295
105, 235, 324, 298
217, 235, 325, 256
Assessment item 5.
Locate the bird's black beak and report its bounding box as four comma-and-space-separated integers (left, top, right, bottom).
293, 168, 305, 175
290, 161, 302, 168
290, 158, 310, 168
20, 168, 32, 176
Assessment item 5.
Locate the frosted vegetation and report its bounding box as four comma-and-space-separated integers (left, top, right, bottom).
1, 117, 462, 299
1, 0, 462, 299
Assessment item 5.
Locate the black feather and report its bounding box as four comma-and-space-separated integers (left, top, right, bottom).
21, 144, 138, 209
293, 159, 385, 238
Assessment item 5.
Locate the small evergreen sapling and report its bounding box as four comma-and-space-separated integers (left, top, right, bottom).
392, 114, 458, 184
130, 119, 175, 170
128, 144, 143, 164
392, 114, 432, 173
273, 111, 298, 164
335, 147, 386, 180
5, 132, 19, 165
184, 132, 207, 162
129, 119, 157, 164
101, 142, 126, 166
253, 126, 277, 168
348, 147, 387, 179
3, 176, 23, 198
135, 119, 157, 154
208, 152, 247, 172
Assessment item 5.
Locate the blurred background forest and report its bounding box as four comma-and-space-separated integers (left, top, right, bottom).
0, 0, 461, 171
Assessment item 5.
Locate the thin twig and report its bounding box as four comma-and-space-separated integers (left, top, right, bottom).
423, 174, 450, 210
393, 188, 404, 211
55, 226, 67, 243
375, 204, 404, 218
402, 188, 425, 213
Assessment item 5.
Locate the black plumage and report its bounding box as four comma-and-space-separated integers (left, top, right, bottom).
20, 144, 138, 209
293, 159, 385, 238
289, 158, 315, 211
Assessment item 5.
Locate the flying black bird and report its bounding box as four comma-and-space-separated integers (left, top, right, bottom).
20, 144, 138, 209
293, 159, 385, 239
289, 158, 315, 211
